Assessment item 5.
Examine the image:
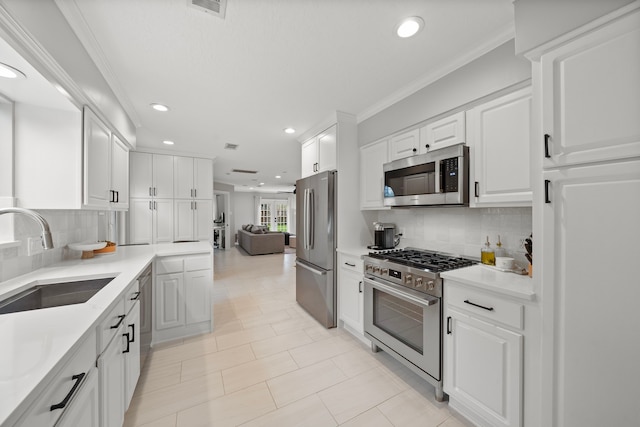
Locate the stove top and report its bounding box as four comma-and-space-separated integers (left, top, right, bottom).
367, 248, 476, 273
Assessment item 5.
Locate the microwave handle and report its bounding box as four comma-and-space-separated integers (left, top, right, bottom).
439, 160, 445, 193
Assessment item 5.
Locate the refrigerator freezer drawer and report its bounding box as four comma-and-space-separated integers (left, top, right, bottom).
296, 259, 336, 328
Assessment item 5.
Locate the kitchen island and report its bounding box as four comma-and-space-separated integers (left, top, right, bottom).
0, 242, 213, 427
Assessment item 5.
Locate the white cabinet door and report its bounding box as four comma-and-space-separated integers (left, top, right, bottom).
445, 307, 523, 427
195, 199, 213, 242
541, 159, 640, 427
174, 199, 195, 241
99, 328, 126, 427
130, 152, 153, 198
541, 11, 640, 168
468, 87, 532, 207
174, 156, 194, 199
317, 125, 337, 173
421, 111, 465, 152
153, 154, 174, 199
124, 302, 140, 409
155, 273, 185, 330
301, 138, 317, 178
83, 107, 111, 208
56, 368, 100, 427
195, 158, 213, 200
337, 257, 363, 334
360, 139, 389, 210
185, 270, 211, 325
111, 133, 129, 209
389, 129, 419, 160
154, 199, 174, 243
128, 199, 153, 244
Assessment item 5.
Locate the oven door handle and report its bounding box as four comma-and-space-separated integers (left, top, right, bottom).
366, 278, 439, 308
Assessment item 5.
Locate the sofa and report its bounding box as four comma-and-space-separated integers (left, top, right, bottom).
237, 227, 285, 255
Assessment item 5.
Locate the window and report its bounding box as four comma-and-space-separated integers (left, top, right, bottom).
258, 199, 289, 232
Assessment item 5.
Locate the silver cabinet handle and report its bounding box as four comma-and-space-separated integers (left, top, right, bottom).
154, 201, 157, 210
154, 187, 157, 196
149, 201, 152, 210
194, 189, 197, 198
149, 187, 152, 196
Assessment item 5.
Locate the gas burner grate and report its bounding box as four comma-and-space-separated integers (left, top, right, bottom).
368, 248, 475, 272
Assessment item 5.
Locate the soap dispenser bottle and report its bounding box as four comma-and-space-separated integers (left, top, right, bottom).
495, 235, 506, 258
481, 236, 496, 265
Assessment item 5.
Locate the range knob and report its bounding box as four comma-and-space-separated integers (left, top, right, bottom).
365, 264, 373, 272
415, 277, 424, 289
373, 266, 381, 274
404, 274, 413, 285
381, 268, 389, 275
427, 280, 435, 291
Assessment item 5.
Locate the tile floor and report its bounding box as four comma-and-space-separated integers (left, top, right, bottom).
124, 247, 471, 427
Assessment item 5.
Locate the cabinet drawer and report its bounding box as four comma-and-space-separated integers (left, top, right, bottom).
339, 254, 363, 274
156, 257, 184, 274
98, 298, 126, 353
185, 255, 212, 271
446, 285, 523, 330
17, 332, 97, 427
124, 280, 140, 315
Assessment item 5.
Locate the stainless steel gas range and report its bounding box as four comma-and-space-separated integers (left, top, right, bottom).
363, 248, 475, 401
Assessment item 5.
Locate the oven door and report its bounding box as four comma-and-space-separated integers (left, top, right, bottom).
363, 276, 441, 380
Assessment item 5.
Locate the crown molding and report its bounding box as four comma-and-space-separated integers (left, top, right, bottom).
54, 0, 141, 128
356, 22, 516, 123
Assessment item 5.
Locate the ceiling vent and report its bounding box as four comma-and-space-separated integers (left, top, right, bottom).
189, 0, 227, 19
224, 143, 238, 150
231, 168, 258, 174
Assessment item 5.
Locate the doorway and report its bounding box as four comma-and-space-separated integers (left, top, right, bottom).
259, 199, 289, 232
213, 190, 231, 249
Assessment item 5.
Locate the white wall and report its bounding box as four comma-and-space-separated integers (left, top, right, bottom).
513, 0, 635, 54
358, 40, 531, 146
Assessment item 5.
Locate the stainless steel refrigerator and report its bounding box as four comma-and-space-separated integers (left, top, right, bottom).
295, 170, 336, 328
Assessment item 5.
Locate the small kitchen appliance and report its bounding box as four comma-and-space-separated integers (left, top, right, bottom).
371, 222, 398, 250
363, 248, 476, 401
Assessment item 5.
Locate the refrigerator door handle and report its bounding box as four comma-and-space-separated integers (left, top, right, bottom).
303, 188, 309, 250
308, 188, 314, 249
295, 260, 326, 276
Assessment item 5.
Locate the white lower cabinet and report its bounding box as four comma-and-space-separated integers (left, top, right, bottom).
56, 368, 100, 427
124, 302, 141, 408
15, 332, 97, 427
98, 284, 141, 427
444, 282, 523, 427
154, 254, 213, 343
337, 254, 364, 337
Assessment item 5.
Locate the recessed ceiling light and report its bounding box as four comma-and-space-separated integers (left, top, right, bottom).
162, 140, 174, 145
275, 175, 281, 179
396, 17, 424, 38
249, 187, 254, 190
0, 62, 26, 79
284, 128, 295, 134
151, 103, 170, 112
259, 182, 265, 186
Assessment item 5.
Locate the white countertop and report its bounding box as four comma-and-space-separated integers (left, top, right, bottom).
0, 242, 212, 426
441, 264, 535, 301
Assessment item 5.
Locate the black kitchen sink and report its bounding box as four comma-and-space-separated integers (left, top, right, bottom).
0, 277, 114, 315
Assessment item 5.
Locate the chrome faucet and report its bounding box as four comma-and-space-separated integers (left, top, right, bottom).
0, 207, 54, 249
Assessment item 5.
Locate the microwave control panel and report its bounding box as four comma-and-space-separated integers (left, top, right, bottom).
441, 157, 459, 192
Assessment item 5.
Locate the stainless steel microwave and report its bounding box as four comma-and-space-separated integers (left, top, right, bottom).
383, 143, 469, 207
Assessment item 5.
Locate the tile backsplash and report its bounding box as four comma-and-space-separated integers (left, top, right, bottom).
376, 207, 532, 266
0, 210, 102, 282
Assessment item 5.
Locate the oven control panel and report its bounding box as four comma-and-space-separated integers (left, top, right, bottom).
364, 261, 441, 297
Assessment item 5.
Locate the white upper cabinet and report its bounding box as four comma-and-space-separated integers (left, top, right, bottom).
301, 125, 337, 178
110, 134, 129, 209
420, 111, 466, 153
541, 10, 640, 168
83, 107, 112, 208
130, 153, 174, 199
468, 87, 532, 207
389, 128, 420, 161
360, 138, 390, 210
83, 107, 130, 210
174, 156, 213, 199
